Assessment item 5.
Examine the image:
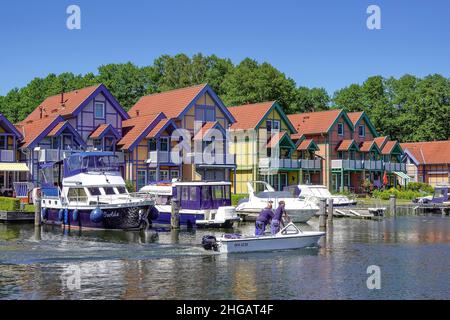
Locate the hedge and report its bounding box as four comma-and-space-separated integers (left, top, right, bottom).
372, 188, 427, 200
232, 194, 248, 206
0, 197, 20, 211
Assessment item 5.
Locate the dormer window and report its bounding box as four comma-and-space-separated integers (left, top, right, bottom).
94, 102, 105, 119
337, 123, 344, 136
359, 125, 365, 137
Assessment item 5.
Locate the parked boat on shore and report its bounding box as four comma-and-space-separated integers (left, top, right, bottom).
202, 222, 325, 253
38, 152, 156, 230
235, 181, 319, 223
140, 181, 241, 228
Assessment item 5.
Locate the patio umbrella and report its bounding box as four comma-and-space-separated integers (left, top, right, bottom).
383, 171, 389, 186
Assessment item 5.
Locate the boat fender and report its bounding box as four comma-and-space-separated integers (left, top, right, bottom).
201, 235, 218, 251
72, 210, 79, 222
90, 207, 103, 223
148, 207, 159, 221
63, 208, 69, 225
58, 209, 64, 222
41, 207, 48, 220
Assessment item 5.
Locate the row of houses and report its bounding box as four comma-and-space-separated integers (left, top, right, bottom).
0, 83, 448, 197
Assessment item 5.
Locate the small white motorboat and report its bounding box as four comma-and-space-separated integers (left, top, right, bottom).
235, 181, 319, 223
202, 222, 325, 254
285, 184, 357, 207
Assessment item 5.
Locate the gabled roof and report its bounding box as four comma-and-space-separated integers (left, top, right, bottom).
359, 140, 381, 153
16, 115, 63, 149
381, 141, 403, 155
229, 101, 296, 133
267, 131, 296, 149
129, 84, 235, 123
47, 121, 87, 148
296, 139, 319, 151
401, 140, 450, 165
374, 136, 388, 149
288, 109, 353, 138
118, 113, 166, 150
20, 84, 129, 123
193, 122, 225, 141
347, 111, 378, 137
89, 124, 121, 140
0, 113, 23, 139
337, 139, 360, 152
146, 119, 177, 139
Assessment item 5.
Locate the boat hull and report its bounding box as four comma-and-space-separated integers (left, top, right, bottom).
218, 232, 325, 253
236, 208, 317, 223
42, 205, 153, 230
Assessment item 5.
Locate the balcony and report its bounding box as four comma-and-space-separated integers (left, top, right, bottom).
363, 160, 383, 170
259, 158, 300, 170
38, 149, 77, 162
385, 162, 406, 172
188, 152, 236, 166
0, 150, 14, 162
332, 159, 364, 170
147, 151, 175, 167
300, 159, 322, 170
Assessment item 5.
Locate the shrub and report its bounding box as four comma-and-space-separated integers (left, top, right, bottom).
406, 182, 434, 194
125, 180, 136, 193
232, 194, 248, 206
0, 197, 20, 212
372, 188, 424, 200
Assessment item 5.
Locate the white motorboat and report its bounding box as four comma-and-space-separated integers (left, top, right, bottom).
140, 181, 241, 228
235, 181, 319, 223
202, 222, 325, 253
285, 184, 357, 207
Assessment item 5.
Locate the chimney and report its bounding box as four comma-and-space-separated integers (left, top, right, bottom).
39, 107, 43, 119
136, 110, 140, 117
60, 91, 64, 104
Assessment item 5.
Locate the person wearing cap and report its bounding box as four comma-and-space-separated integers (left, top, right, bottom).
255, 202, 274, 236
271, 200, 287, 234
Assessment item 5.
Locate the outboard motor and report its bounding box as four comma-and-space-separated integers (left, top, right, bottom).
202, 235, 218, 251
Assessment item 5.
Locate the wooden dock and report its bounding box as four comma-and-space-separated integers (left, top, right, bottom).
0, 211, 35, 223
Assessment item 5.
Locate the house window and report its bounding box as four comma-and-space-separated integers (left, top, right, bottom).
62, 135, 73, 150
148, 170, 157, 182
359, 125, 365, 137
0, 135, 7, 150
148, 138, 157, 151
272, 120, 280, 132
51, 137, 59, 149
94, 102, 105, 119
160, 170, 169, 181
104, 137, 114, 151
160, 137, 169, 152
170, 170, 179, 180
205, 108, 215, 122
337, 123, 344, 136
266, 120, 272, 132
93, 139, 102, 150
137, 170, 147, 190
195, 107, 215, 123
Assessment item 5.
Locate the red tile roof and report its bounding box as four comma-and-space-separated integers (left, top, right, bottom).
21, 85, 101, 123
337, 139, 358, 151
193, 122, 219, 140
15, 116, 61, 148
89, 124, 110, 139
267, 132, 288, 148
401, 140, 450, 164
146, 119, 171, 139
347, 111, 364, 125
359, 140, 377, 152
118, 113, 162, 150
129, 84, 207, 119
381, 141, 400, 155
297, 139, 317, 151
229, 101, 275, 130
374, 136, 388, 149
47, 122, 66, 136
288, 109, 342, 138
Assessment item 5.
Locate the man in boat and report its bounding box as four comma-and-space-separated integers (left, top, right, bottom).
271, 200, 287, 235
255, 202, 274, 236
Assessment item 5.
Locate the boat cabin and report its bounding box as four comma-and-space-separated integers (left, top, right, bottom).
169, 182, 232, 210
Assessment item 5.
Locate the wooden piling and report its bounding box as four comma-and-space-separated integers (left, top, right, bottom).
319, 199, 327, 229
171, 198, 180, 229
389, 195, 397, 216
327, 198, 334, 222
34, 197, 41, 226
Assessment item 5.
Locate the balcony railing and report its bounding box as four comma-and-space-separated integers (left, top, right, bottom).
259, 158, 300, 170
332, 159, 364, 170
38, 149, 77, 162
0, 149, 14, 162
385, 162, 406, 172
148, 151, 172, 166
363, 160, 383, 170
188, 153, 236, 166
300, 159, 322, 170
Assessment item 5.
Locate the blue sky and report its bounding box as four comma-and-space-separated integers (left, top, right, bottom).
0, 0, 449, 96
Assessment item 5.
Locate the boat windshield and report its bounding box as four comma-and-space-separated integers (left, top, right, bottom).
255, 191, 295, 199
66, 155, 120, 173
307, 187, 332, 198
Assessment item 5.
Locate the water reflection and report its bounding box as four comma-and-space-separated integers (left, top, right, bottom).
1, 216, 450, 299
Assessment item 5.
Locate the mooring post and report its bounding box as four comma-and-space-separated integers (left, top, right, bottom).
171, 198, 180, 229
389, 195, 397, 216
34, 196, 41, 226
319, 198, 327, 229
327, 198, 334, 222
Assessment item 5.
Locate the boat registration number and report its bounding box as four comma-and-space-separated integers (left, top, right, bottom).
233, 242, 248, 247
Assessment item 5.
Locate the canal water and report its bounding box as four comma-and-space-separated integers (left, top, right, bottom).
1, 216, 449, 300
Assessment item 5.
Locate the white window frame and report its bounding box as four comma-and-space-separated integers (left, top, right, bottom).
94, 102, 105, 119
170, 170, 179, 180
160, 170, 169, 181
148, 170, 157, 182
